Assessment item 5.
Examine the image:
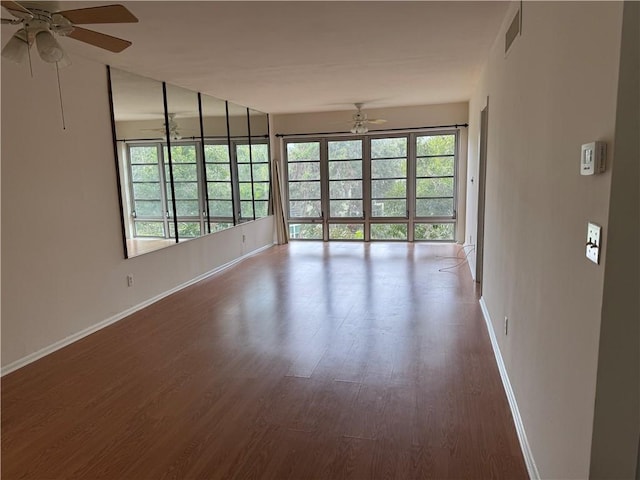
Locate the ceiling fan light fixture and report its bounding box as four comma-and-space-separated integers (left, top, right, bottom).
1, 34, 28, 63
162, 133, 182, 141
351, 123, 368, 134
35, 29, 63, 63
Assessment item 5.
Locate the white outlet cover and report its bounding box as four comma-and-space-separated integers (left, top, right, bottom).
586, 222, 602, 264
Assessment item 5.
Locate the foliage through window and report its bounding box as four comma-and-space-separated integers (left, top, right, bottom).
127, 139, 270, 240
109, 67, 271, 258
285, 132, 457, 242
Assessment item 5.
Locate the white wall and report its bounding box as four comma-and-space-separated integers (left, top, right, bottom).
589, 2, 640, 477
273, 103, 469, 243
465, 2, 624, 478
1, 56, 274, 370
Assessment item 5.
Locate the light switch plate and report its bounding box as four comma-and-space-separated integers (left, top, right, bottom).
586, 222, 602, 264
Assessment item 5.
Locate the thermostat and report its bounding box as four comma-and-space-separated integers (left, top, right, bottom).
581, 141, 606, 175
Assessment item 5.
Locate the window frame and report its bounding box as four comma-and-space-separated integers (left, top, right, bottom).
414, 131, 458, 224
283, 129, 459, 242
125, 137, 271, 240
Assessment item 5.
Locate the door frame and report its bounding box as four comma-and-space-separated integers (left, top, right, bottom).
476, 99, 489, 288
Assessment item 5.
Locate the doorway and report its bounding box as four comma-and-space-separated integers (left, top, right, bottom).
476, 102, 489, 288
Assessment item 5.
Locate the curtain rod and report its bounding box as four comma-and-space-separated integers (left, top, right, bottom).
116, 134, 269, 142
275, 123, 468, 138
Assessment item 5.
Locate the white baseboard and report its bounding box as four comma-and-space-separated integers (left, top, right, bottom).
479, 297, 540, 480
1, 243, 274, 377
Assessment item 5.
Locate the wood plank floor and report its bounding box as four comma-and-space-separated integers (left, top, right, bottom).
1, 242, 528, 479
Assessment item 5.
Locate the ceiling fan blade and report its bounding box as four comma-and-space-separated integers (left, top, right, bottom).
1, 0, 32, 19
66, 26, 132, 53
56, 4, 138, 24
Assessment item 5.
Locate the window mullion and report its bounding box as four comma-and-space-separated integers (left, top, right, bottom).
126, 144, 137, 221
197, 93, 211, 235
246, 109, 256, 221
195, 140, 207, 235
408, 133, 417, 242
230, 140, 242, 224
156, 143, 172, 239
363, 136, 371, 242
320, 139, 329, 241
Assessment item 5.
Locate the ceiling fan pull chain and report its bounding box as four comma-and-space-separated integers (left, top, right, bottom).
26, 32, 33, 77
55, 61, 66, 130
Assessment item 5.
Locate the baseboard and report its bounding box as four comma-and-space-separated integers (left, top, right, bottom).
1, 243, 275, 377
479, 297, 540, 480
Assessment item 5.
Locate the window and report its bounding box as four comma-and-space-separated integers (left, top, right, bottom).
284, 131, 457, 242
287, 141, 322, 220
164, 144, 202, 238
370, 137, 407, 219
328, 140, 363, 219
129, 144, 166, 237
125, 138, 270, 241
415, 134, 456, 219
204, 142, 233, 232
109, 67, 271, 257
237, 141, 271, 222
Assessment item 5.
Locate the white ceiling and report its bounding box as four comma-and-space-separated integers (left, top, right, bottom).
3, 1, 508, 114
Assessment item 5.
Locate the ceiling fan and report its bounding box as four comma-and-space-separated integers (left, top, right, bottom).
1, 1, 138, 65
350, 103, 387, 134
143, 114, 193, 141
160, 113, 182, 141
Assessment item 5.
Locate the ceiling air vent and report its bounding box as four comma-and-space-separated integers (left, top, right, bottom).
505, 9, 521, 54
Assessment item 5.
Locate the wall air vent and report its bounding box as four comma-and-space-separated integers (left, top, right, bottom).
505, 9, 521, 55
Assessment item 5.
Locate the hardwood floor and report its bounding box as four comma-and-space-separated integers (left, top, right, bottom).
1, 242, 528, 479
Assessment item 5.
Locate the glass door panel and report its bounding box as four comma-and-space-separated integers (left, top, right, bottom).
235, 142, 254, 220
128, 144, 166, 238
328, 140, 363, 218
163, 143, 200, 238
369, 136, 408, 241
249, 142, 270, 218
370, 136, 407, 219
415, 134, 456, 219
286, 141, 322, 239
204, 142, 233, 232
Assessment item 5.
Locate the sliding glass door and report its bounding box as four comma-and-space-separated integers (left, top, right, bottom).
327, 139, 364, 240
414, 134, 457, 241
284, 131, 458, 242
369, 136, 408, 240
287, 141, 323, 239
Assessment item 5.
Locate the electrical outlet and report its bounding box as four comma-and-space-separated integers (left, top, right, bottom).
242, 234, 246, 243
127, 274, 134, 287
504, 316, 509, 335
